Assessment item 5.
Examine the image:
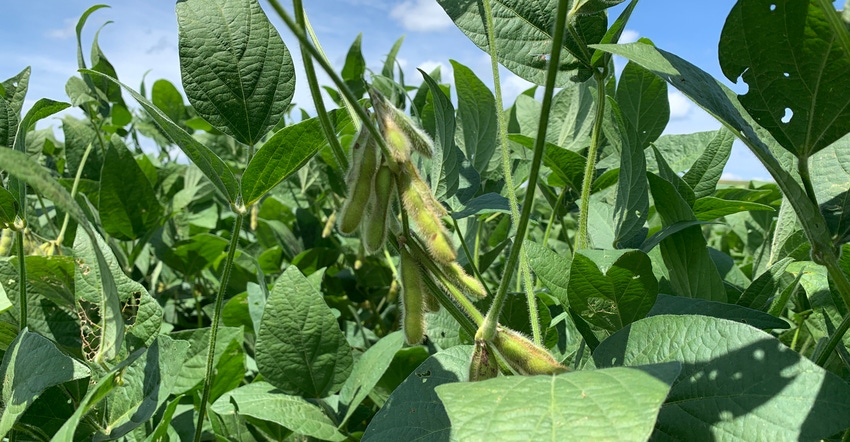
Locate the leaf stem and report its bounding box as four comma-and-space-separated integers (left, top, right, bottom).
478, 0, 571, 342
450, 216, 492, 297
574, 73, 607, 251
292, 0, 348, 172
57, 142, 94, 244
193, 212, 244, 442
267, 0, 391, 160
16, 230, 26, 329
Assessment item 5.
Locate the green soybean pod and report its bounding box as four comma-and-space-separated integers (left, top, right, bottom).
399, 171, 457, 265
362, 164, 395, 254
339, 136, 379, 234
0, 229, 12, 256
492, 327, 568, 375
400, 246, 426, 345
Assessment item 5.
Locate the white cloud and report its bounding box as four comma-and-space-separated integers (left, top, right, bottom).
619, 29, 640, 44
46, 19, 76, 40
668, 90, 693, 120
390, 0, 453, 32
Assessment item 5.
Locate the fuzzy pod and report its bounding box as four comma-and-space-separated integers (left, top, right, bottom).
400, 246, 427, 345
0, 229, 12, 256
469, 340, 499, 382
381, 115, 411, 167
339, 135, 379, 234
399, 169, 456, 265
492, 327, 568, 375
422, 284, 441, 312
441, 262, 486, 299
393, 109, 434, 158
362, 165, 395, 254
322, 211, 337, 238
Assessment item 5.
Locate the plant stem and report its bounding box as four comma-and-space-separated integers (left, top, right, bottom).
267, 0, 391, 160
543, 185, 568, 247
797, 154, 819, 207
574, 73, 607, 251
193, 212, 244, 442
292, 0, 348, 172
450, 216, 492, 297
16, 231, 26, 329
57, 142, 94, 244
478, 0, 571, 342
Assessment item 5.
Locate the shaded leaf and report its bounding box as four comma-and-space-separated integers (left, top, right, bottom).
682, 128, 734, 199
99, 136, 163, 240
453, 60, 498, 174
616, 60, 669, 148
648, 294, 789, 330
420, 70, 459, 200
338, 331, 404, 426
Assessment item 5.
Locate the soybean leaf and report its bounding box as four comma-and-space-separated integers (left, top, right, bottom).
452, 60, 498, 174
736, 257, 794, 311
1, 66, 30, 117
450, 192, 511, 219
510, 134, 586, 190
82, 69, 239, 205
639, 221, 715, 253
341, 34, 367, 99
648, 294, 788, 330
242, 116, 326, 206
338, 331, 404, 426
381, 36, 405, 79
211, 382, 346, 441
62, 116, 102, 181
170, 326, 243, 395
652, 146, 695, 207
525, 240, 571, 306
0, 329, 90, 437
719, 0, 850, 158
89, 25, 123, 105
609, 99, 649, 249
692, 197, 775, 221
0, 97, 14, 149
812, 136, 850, 245
420, 70, 459, 200
436, 0, 607, 84
362, 345, 472, 441
92, 336, 189, 441
99, 136, 163, 240
648, 173, 726, 302
682, 128, 734, 199
0, 188, 16, 227
436, 363, 678, 442
594, 315, 850, 440
568, 249, 658, 332
649, 131, 722, 174
256, 265, 353, 398
616, 60, 669, 149
0, 280, 9, 315
572, 0, 627, 15
176, 0, 295, 145
151, 79, 187, 124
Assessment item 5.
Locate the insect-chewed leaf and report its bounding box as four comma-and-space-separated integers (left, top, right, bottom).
492, 327, 567, 375
400, 246, 426, 345
362, 165, 395, 254
469, 340, 499, 382
339, 132, 379, 234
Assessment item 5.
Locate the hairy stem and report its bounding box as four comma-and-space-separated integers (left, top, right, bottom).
293, 0, 348, 172
478, 0, 571, 342
193, 213, 244, 442
574, 74, 607, 251
16, 231, 26, 329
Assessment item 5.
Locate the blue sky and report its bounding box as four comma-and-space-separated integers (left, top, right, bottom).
1, 0, 815, 181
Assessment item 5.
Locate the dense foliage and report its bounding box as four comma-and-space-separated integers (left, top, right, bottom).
2, 0, 850, 440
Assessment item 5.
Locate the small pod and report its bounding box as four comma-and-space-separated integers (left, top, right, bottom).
362, 165, 395, 254
400, 246, 426, 345
370, 86, 433, 159
338, 134, 379, 234
441, 262, 486, 299
469, 340, 499, 382
0, 229, 12, 256
399, 170, 456, 265
492, 327, 568, 375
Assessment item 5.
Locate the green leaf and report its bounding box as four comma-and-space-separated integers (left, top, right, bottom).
648, 294, 789, 330
436, 0, 607, 84
92, 336, 189, 441
420, 70, 459, 200
242, 116, 326, 206
510, 134, 587, 190
176, 0, 295, 145
381, 36, 405, 79
648, 173, 726, 302
452, 60, 498, 174
82, 69, 240, 205
362, 345, 472, 441
0, 188, 17, 227
652, 146, 695, 207
89, 24, 124, 104
692, 196, 775, 221
99, 136, 163, 240
151, 79, 187, 123
62, 116, 102, 181
73, 226, 125, 363
0, 329, 90, 437
610, 100, 649, 249
0, 279, 10, 315
1, 66, 31, 117
341, 34, 366, 99
211, 382, 346, 441
682, 128, 734, 199
0, 97, 14, 149
616, 60, 669, 148
338, 331, 404, 426
450, 192, 511, 219
568, 249, 657, 331
594, 315, 850, 440
719, 0, 850, 157
639, 221, 715, 253
436, 363, 678, 442
812, 135, 850, 245
170, 326, 243, 395
256, 265, 353, 397
525, 240, 571, 306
